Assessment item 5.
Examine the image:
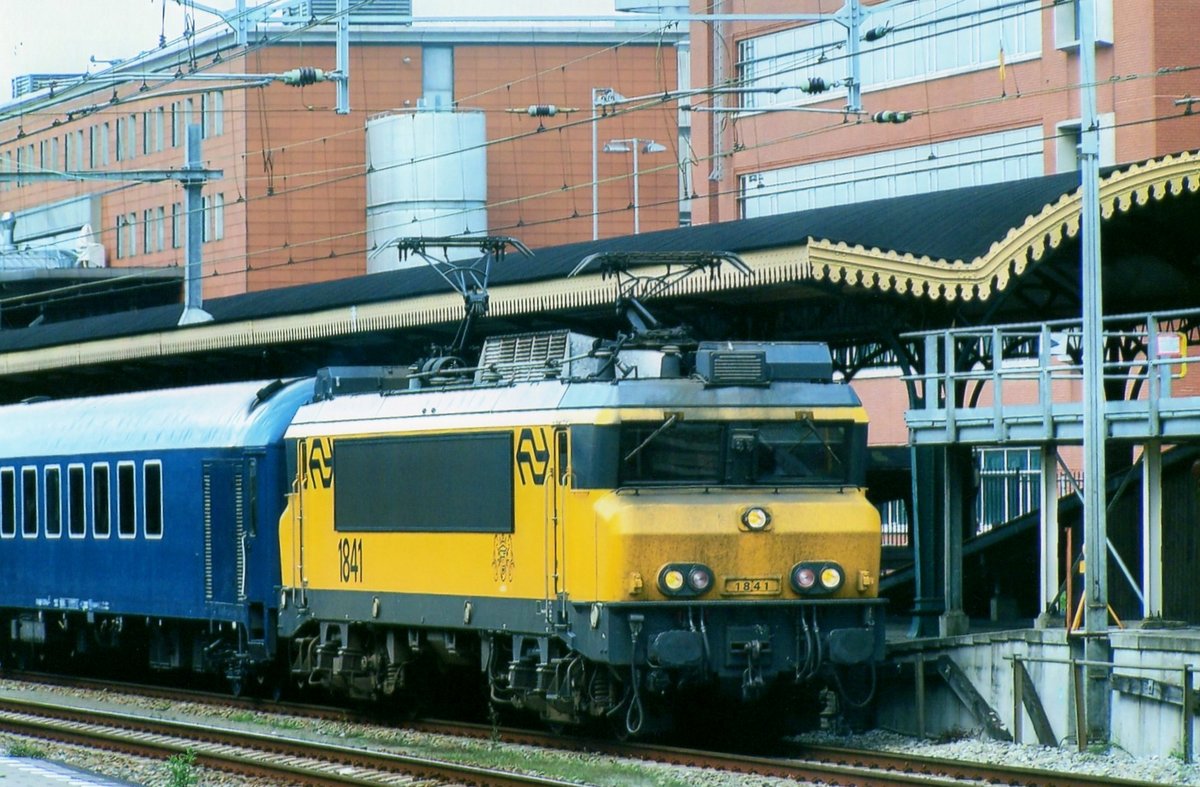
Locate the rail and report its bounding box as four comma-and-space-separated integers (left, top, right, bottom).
905, 307, 1200, 445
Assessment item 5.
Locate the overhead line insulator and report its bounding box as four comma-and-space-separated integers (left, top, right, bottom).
279, 67, 328, 87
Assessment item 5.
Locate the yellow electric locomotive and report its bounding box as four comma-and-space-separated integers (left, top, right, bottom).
277, 329, 883, 735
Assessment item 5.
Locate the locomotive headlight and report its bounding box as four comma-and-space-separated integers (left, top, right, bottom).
741, 506, 771, 531
662, 569, 686, 592
793, 566, 817, 590
819, 566, 844, 591
791, 561, 846, 594
687, 566, 713, 592
658, 564, 714, 597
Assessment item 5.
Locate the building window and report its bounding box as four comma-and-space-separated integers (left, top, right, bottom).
171, 102, 180, 147
92, 463, 110, 538
127, 212, 138, 256
117, 461, 136, 538
22, 467, 38, 537
115, 117, 125, 161
156, 206, 166, 251
209, 193, 225, 241
202, 195, 221, 242
45, 466, 62, 538
739, 0, 1042, 111
1053, 0, 1113, 49
171, 202, 182, 248
115, 215, 126, 258
155, 107, 165, 152
144, 461, 163, 538
739, 126, 1043, 218
127, 114, 138, 160
211, 91, 224, 136
0, 468, 14, 538
68, 464, 85, 538
1054, 113, 1115, 173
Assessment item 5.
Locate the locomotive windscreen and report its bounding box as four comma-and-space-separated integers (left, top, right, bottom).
332, 432, 515, 532
617, 420, 865, 487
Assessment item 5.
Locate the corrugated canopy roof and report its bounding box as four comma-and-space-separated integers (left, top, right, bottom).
0, 151, 1197, 378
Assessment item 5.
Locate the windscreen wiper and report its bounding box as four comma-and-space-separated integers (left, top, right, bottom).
623, 414, 679, 463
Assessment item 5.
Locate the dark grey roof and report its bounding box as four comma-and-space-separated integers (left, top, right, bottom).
0, 169, 1085, 355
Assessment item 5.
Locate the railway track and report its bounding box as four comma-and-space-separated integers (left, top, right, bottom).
0, 695, 573, 787
1, 673, 1157, 786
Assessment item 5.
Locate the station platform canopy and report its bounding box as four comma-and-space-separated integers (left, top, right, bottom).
0, 150, 1197, 400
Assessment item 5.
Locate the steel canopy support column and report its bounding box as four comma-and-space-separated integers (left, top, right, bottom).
1078, 0, 1111, 743
1037, 445, 1061, 626
1142, 441, 1163, 617
940, 445, 970, 637
909, 445, 945, 638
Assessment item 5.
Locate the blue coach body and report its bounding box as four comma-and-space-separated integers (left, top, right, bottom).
0, 379, 310, 681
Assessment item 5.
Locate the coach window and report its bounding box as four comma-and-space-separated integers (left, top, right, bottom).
92, 463, 111, 538
117, 461, 136, 538
0, 468, 14, 538
45, 466, 62, 539
144, 461, 163, 538
68, 464, 86, 538
21, 467, 38, 537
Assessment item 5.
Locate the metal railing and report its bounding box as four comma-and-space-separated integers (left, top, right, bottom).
905, 308, 1200, 445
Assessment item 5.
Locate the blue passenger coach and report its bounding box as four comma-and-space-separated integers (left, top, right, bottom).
0, 379, 310, 687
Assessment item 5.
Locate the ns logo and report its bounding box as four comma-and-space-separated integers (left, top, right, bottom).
515, 428, 550, 486
300, 437, 334, 489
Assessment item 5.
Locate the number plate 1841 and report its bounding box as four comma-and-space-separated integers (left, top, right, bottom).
723, 577, 781, 596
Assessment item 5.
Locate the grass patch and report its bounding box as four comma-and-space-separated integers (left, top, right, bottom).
389, 739, 701, 786
6, 740, 47, 758
166, 749, 199, 787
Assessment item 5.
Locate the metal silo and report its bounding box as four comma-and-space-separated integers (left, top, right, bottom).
365, 109, 487, 272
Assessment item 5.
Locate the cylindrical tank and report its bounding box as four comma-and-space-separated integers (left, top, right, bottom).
365, 110, 488, 272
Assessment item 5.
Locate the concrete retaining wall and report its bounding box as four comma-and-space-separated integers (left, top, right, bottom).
876, 627, 1200, 759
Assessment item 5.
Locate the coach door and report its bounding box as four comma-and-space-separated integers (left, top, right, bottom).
202, 459, 247, 606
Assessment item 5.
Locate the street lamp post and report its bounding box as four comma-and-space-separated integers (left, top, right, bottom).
603, 137, 666, 235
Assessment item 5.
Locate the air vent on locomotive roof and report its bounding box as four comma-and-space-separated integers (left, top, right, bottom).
475, 330, 600, 383
695, 342, 834, 385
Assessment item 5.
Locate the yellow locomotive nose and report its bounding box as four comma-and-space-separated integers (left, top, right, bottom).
592, 490, 880, 603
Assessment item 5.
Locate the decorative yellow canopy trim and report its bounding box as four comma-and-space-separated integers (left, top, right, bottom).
803, 150, 1200, 303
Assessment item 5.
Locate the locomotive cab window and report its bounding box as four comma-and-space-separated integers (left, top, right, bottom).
92, 463, 111, 538
21, 466, 38, 537
616, 420, 865, 487
117, 461, 136, 538
44, 465, 62, 538
0, 467, 14, 538
143, 461, 163, 538
68, 464, 86, 538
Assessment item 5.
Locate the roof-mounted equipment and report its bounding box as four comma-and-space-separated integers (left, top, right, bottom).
569, 250, 751, 339
373, 235, 532, 354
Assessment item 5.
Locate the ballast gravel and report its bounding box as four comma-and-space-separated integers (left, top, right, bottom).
794, 728, 1200, 785
3, 679, 1199, 785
